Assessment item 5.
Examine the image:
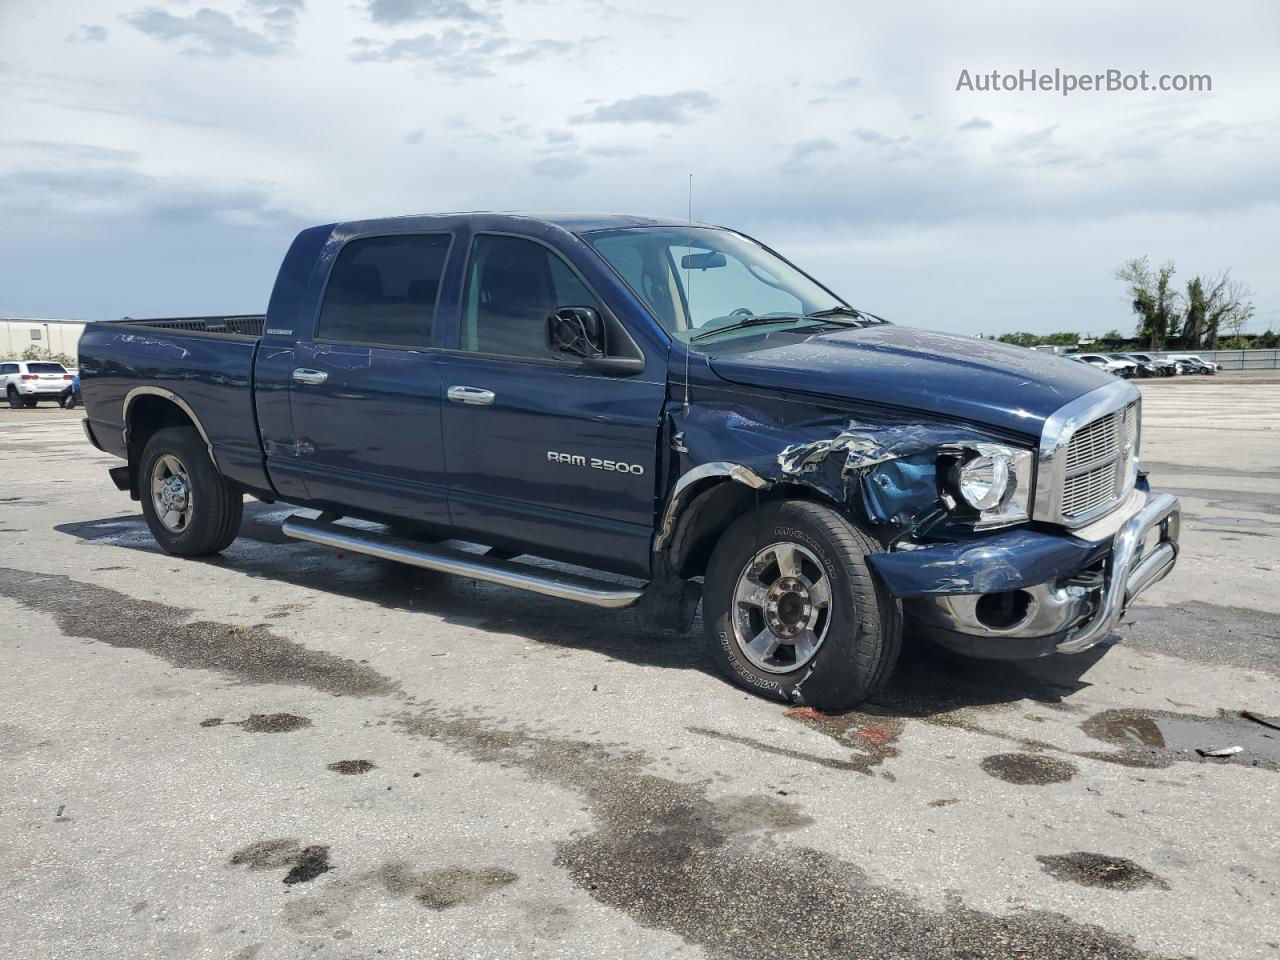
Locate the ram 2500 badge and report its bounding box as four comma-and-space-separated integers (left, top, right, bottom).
78, 213, 1180, 709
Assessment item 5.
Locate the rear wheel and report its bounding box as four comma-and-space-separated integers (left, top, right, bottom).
139, 426, 243, 556
702, 500, 902, 710
7, 388, 22, 409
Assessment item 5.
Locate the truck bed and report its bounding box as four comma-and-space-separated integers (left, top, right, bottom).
78, 316, 270, 495
113, 315, 266, 338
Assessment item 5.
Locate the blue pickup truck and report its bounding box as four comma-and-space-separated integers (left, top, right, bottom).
79, 213, 1180, 708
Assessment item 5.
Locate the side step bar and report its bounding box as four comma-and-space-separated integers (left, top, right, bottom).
281, 514, 644, 610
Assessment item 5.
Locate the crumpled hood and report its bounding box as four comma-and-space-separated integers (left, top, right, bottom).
706, 325, 1112, 436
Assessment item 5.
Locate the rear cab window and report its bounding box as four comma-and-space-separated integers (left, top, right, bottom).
316, 234, 452, 348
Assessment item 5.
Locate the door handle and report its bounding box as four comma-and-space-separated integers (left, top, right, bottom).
292, 368, 328, 385
447, 385, 495, 406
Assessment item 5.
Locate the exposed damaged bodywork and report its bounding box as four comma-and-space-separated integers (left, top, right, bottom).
661, 376, 1179, 660
669, 399, 1003, 543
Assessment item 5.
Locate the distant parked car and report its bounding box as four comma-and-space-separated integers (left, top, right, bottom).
1166, 354, 1218, 375
1073, 353, 1134, 377
1, 360, 76, 407
1124, 353, 1177, 377
1103, 354, 1142, 378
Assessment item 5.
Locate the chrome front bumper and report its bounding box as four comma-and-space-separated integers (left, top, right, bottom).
1055, 491, 1179, 653
906, 492, 1180, 658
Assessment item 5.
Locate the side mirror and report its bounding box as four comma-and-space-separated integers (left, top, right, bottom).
547, 306, 606, 361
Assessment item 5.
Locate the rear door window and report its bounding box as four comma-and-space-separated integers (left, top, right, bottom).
317, 234, 451, 348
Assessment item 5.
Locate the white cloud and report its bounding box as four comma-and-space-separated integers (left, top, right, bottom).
571, 91, 717, 125
68, 24, 109, 43
123, 7, 290, 58
363, 0, 491, 25
1, 0, 1278, 332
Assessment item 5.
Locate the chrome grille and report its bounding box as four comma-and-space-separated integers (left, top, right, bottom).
1060, 402, 1139, 521
1065, 414, 1120, 472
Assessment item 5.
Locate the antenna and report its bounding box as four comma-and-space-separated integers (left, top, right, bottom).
682, 173, 693, 415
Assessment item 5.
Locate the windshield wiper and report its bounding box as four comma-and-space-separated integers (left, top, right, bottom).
805, 306, 868, 323
689, 314, 816, 342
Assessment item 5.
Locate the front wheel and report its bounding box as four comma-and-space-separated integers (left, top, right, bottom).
139, 426, 243, 556
702, 500, 901, 710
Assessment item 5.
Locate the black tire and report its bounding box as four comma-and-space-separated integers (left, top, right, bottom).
702, 500, 902, 710
138, 426, 243, 556
7, 388, 22, 409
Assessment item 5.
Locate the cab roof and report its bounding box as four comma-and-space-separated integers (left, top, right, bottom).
328, 211, 707, 236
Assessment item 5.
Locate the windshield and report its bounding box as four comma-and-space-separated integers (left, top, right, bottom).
586, 226, 847, 343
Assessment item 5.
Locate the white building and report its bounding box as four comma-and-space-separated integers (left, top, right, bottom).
1, 318, 87, 361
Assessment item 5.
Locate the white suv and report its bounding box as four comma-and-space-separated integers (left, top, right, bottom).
1071, 353, 1136, 377
2, 360, 75, 408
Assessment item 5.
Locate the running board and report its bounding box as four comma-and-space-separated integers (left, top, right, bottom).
281, 514, 644, 609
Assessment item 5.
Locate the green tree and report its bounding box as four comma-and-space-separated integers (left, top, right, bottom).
1204, 273, 1253, 348
996, 332, 1040, 347
1041, 332, 1080, 346
1116, 257, 1177, 350
1182, 277, 1206, 348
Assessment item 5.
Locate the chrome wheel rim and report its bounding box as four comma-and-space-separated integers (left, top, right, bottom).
151, 454, 193, 534
731, 541, 834, 674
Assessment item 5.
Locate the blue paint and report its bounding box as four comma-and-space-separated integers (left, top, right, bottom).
79, 212, 1161, 595
868, 530, 1104, 597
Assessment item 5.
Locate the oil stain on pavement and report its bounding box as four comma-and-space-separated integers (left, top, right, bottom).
373, 862, 518, 910
397, 705, 1168, 959
229, 839, 333, 885
327, 759, 376, 774
238, 713, 312, 733
0, 567, 397, 698
277, 860, 519, 933
687, 705, 904, 775
1037, 853, 1170, 892
1081, 707, 1280, 772
980, 753, 1078, 785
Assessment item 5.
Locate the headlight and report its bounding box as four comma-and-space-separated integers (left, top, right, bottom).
959, 452, 1010, 510
947, 443, 1034, 528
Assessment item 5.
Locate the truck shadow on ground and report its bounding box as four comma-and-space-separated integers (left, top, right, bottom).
57, 504, 1107, 720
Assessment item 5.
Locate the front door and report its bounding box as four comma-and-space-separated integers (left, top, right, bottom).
286, 233, 452, 525
440, 233, 665, 577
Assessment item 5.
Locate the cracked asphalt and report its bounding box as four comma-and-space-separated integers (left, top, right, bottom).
1, 374, 1278, 959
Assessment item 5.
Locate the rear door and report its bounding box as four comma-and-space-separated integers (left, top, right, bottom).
285, 233, 454, 525
439, 232, 665, 577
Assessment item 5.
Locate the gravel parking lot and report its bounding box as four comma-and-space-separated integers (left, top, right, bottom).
1, 373, 1277, 960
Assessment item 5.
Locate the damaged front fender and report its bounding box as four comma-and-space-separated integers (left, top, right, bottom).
670, 400, 1010, 537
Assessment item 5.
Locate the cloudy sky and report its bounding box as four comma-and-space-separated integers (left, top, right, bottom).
2, 0, 1278, 336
